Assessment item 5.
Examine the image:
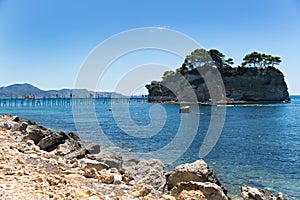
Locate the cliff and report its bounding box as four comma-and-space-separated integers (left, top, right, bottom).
146, 66, 290, 103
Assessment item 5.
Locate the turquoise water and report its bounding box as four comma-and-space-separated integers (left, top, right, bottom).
1, 96, 300, 199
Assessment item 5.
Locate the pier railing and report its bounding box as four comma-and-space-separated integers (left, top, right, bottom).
0, 97, 148, 107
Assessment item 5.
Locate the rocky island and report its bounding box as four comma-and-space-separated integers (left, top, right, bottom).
146, 49, 290, 103
0, 114, 288, 199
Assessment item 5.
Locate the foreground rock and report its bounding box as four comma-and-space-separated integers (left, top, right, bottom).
89, 149, 123, 169
166, 159, 227, 195
241, 186, 287, 200
0, 114, 289, 200
170, 181, 228, 200
0, 128, 159, 199
123, 158, 166, 191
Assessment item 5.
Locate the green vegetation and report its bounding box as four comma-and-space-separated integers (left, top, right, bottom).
162, 70, 176, 80
161, 49, 282, 79
241, 51, 281, 68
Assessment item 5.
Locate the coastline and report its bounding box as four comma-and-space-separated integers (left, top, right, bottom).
146, 99, 290, 105
0, 114, 288, 200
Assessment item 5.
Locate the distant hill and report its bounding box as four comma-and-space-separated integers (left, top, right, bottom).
0, 83, 122, 98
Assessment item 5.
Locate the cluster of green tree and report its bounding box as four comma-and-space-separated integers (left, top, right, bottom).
162, 49, 282, 80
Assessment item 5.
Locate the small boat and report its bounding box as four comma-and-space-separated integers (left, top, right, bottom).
180, 106, 191, 113
108, 108, 112, 111
200, 102, 215, 106
282, 99, 289, 103
200, 99, 217, 106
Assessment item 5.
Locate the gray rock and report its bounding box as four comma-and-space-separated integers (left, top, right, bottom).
229, 195, 243, 200
11, 122, 28, 132
64, 147, 87, 160
37, 131, 69, 151
91, 150, 123, 170
79, 158, 109, 171
54, 139, 82, 156
23, 126, 48, 144
167, 159, 226, 195
0, 121, 12, 130
241, 186, 287, 200
68, 132, 80, 141
123, 158, 166, 191
170, 181, 228, 200
27, 120, 36, 125
11, 116, 20, 122
0, 114, 15, 130
85, 144, 100, 154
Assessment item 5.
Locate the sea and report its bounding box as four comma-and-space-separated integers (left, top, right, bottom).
1, 96, 299, 199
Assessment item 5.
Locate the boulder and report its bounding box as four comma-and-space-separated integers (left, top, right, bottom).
37, 131, 69, 151
11, 122, 28, 132
177, 190, 206, 200
85, 144, 100, 154
68, 132, 81, 141
64, 147, 87, 160
91, 150, 123, 170
99, 170, 115, 184
83, 168, 99, 179
0, 115, 14, 130
170, 181, 228, 200
23, 125, 49, 144
166, 159, 226, 195
27, 120, 36, 125
79, 158, 109, 171
0, 121, 12, 130
241, 186, 287, 200
123, 158, 166, 191
54, 139, 82, 156
11, 115, 20, 122
131, 184, 155, 197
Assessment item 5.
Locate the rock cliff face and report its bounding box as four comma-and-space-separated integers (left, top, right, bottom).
146, 67, 290, 102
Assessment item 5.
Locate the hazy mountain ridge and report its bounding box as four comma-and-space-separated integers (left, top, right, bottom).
0, 83, 122, 98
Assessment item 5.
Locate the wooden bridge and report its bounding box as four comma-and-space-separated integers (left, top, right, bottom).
0, 97, 148, 107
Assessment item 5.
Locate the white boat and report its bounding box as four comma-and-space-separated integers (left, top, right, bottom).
179, 106, 191, 113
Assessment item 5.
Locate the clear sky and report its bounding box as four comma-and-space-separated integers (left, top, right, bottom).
0, 0, 300, 94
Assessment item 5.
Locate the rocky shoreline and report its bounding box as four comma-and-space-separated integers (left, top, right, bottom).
0, 114, 288, 199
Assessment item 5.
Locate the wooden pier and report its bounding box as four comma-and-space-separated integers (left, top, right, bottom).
0, 97, 148, 107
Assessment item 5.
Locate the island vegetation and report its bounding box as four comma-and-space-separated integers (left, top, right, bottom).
146, 49, 290, 103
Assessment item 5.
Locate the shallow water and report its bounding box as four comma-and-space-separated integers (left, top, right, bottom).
1, 96, 299, 199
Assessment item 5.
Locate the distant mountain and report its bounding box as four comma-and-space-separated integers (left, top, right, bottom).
0, 83, 123, 98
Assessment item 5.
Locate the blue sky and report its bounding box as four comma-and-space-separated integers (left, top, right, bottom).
0, 0, 300, 94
